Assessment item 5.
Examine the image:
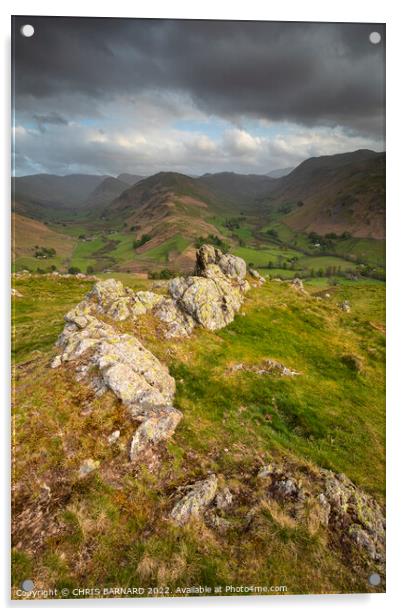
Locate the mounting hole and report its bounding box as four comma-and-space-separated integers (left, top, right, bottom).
369, 31, 381, 45
20, 24, 35, 38
368, 572, 381, 586
21, 579, 34, 591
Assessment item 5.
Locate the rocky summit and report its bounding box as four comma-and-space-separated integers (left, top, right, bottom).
161, 246, 250, 332
43, 244, 385, 583
50, 245, 256, 462
52, 245, 253, 338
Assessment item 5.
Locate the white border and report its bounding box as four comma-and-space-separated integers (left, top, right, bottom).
2, 1, 401, 614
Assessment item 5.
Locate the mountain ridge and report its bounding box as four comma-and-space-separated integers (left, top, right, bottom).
268, 150, 385, 239
12, 149, 386, 274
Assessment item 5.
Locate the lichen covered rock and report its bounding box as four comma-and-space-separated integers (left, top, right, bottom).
52, 301, 181, 461
322, 470, 385, 562
290, 277, 307, 294
217, 253, 247, 280
96, 336, 175, 406
130, 406, 183, 461
154, 297, 195, 338
257, 462, 385, 566
50, 244, 250, 464
56, 245, 249, 339
340, 300, 351, 312
194, 244, 223, 276
168, 270, 244, 331
170, 475, 218, 525
249, 268, 265, 286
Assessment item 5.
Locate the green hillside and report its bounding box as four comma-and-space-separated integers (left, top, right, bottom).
12, 152, 386, 281
12, 273, 385, 594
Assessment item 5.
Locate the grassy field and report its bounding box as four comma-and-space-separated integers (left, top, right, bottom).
135, 234, 190, 264
11, 273, 385, 595
297, 255, 354, 270
233, 245, 301, 267
260, 222, 385, 267
70, 237, 106, 271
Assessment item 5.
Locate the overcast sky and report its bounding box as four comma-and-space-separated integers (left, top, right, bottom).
12, 17, 385, 177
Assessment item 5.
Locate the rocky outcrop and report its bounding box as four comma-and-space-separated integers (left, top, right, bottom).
156, 244, 252, 333
52, 246, 256, 339
340, 300, 351, 312
257, 462, 385, 567
50, 246, 260, 462
130, 406, 183, 461
161, 246, 251, 333
49, 245, 267, 468
168, 269, 245, 331
52, 306, 181, 462
194, 244, 247, 280
11, 288, 23, 297
227, 359, 300, 377
215, 486, 234, 511
168, 460, 384, 571
323, 471, 385, 562
170, 475, 218, 525
290, 277, 307, 294
249, 268, 265, 286
54, 310, 175, 408
84, 279, 164, 322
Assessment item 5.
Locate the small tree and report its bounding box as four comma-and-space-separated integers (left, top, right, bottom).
86, 265, 95, 274
68, 266, 81, 275
133, 234, 152, 249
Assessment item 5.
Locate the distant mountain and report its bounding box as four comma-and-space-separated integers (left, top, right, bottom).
117, 173, 146, 185
266, 167, 294, 178
12, 172, 148, 221
83, 176, 130, 213
13, 173, 109, 220
13, 150, 385, 271
267, 150, 385, 239
106, 171, 218, 225
104, 171, 225, 269
198, 171, 274, 204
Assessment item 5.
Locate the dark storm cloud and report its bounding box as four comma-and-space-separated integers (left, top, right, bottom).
33, 111, 69, 132
13, 17, 385, 136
